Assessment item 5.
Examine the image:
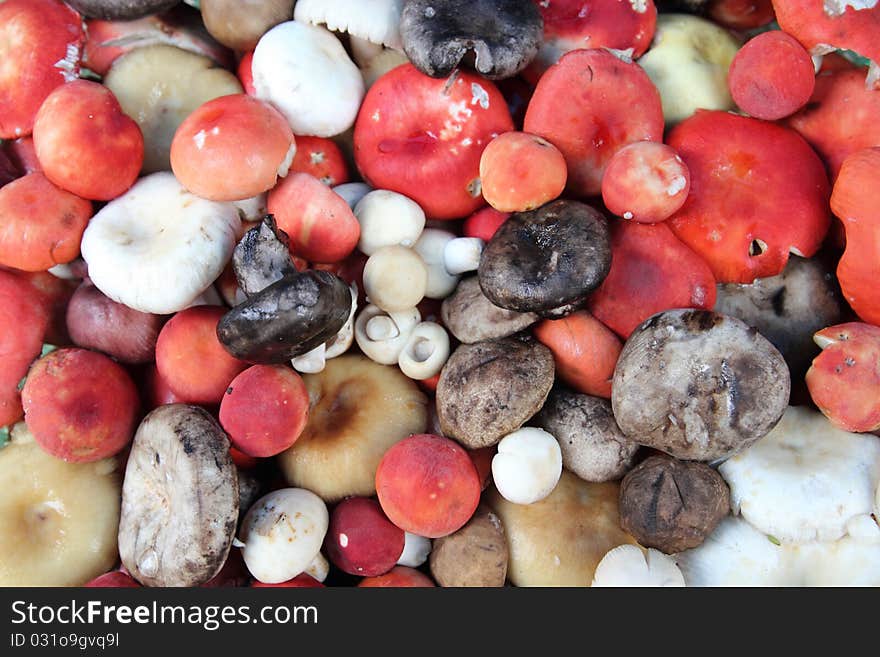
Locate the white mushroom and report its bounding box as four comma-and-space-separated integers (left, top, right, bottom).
237, 488, 329, 584
491, 428, 563, 505
349, 35, 385, 68
294, 0, 404, 51
333, 182, 373, 210
719, 406, 880, 544
291, 343, 327, 375
304, 552, 329, 583
397, 532, 432, 568
231, 193, 269, 223
363, 245, 428, 312
184, 285, 224, 309
592, 545, 685, 587
80, 172, 240, 315
354, 189, 426, 256
292, 283, 358, 373
397, 321, 450, 380
252, 21, 364, 137
443, 237, 484, 276
413, 229, 460, 299
354, 304, 421, 365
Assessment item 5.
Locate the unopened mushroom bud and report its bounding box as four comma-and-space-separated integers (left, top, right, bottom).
491, 427, 563, 505
333, 181, 372, 209
398, 322, 450, 381
397, 532, 432, 568
238, 488, 329, 584
354, 189, 426, 255
414, 228, 460, 299
443, 237, 484, 276
354, 304, 421, 365
363, 245, 427, 312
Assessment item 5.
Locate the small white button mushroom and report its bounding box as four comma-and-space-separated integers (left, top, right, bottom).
397, 532, 432, 568
333, 182, 373, 210
354, 304, 421, 365
363, 245, 428, 312
238, 488, 329, 584
398, 321, 450, 380
413, 228, 460, 299
591, 545, 686, 587
305, 552, 330, 583
354, 189, 426, 256
443, 237, 484, 276
491, 428, 563, 505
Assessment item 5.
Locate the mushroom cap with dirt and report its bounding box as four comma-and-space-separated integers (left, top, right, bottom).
441, 276, 538, 344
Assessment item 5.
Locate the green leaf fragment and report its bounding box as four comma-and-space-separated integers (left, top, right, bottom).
40, 344, 57, 358
837, 50, 871, 68
767, 534, 781, 546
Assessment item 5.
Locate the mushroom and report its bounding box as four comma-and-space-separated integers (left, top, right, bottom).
201, 0, 295, 52
252, 21, 364, 137
354, 189, 425, 256
613, 310, 790, 462
360, 48, 411, 89
478, 200, 612, 313
80, 172, 241, 315
397, 532, 432, 568
535, 388, 639, 483
486, 470, 636, 586
231, 216, 298, 298
619, 454, 730, 553
363, 245, 428, 312
217, 270, 353, 364
591, 545, 685, 587
399, 0, 543, 80
718, 406, 880, 544
65, 0, 180, 20
295, 0, 405, 51
397, 321, 450, 380
443, 237, 484, 276
354, 303, 421, 365
436, 337, 554, 449
333, 181, 373, 209
292, 283, 358, 374
413, 229, 459, 299
441, 276, 538, 344
429, 505, 508, 587
491, 427, 563, 505
118, 405, 239, 587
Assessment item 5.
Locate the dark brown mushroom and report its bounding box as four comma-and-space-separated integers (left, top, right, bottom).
436, 336, 554, 449
440, 276, 538, 344
478, 200, 611, 313
232, 215, 298, 298
611, 309, 790, 461
66, 0, 181, 20
618, 454, 730, 554
400, 0, 543, 80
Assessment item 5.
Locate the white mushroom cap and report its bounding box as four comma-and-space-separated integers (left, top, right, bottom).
397, 532, 432, 568
719, 406, 880, 544
333, 182, 373, 210
354, 304, 421, 365
238, 488, 329, 584
294, 0, 404, 51
444, 237, 485, 276
253, 21, 365, 137
398, 321, 450, 380
413, 229, 460, 299
354, 189, 426, 256
81, 172, 240, 315
492, 428, 563, 505
592, 545, 685, 587
363, 245, 428, 312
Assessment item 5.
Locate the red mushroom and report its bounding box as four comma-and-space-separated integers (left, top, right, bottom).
708, 0, 777, 30
667, 110, 830, 284
523, 49, 664, 197
353, 64, 514, 221
830, 146, 880, 326
587, 220, 717, 338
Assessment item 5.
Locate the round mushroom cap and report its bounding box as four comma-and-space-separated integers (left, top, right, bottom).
65, 0, 180, 20
619, 454, 730, 554
400, 0, 543, 80
486, 470, 635, 586
478, 200, 611, 313
441, 276, 538, 344
535, 388, 639, 483
612, 309, 790, 461
429, 505, 508, 587
436, 337, 554, 449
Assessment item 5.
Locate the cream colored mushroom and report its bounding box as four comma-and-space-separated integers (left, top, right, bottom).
354, 189, 425, 255
413, 228, 460, 299
397, 321, 450, 380
354, 304, 421, 365
443, 237, 484, 276
363, 245, 428, 312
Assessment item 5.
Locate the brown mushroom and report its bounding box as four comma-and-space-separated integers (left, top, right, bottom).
440, 276, 538, 344
429, 505, 508, 587
201, 0, 295, 52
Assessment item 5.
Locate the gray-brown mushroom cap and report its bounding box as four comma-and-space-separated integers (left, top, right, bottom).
65, 0, 181, 20
436, 337, 554, 449
478, 200, 612, 313
611, 309, 790, 461
618, 454, 730, 554
441, 276, 538, 344
400, 0, 543, 80
429, 505, 508, 587
535, 388, 639, 483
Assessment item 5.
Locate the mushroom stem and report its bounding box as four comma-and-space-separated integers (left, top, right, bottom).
444, 237, 484, 275
366, 315, 400, 341
291, 343, 327, 374
305, 552, 329, 583
398, 321, 450, 380
354, 304, 421, 365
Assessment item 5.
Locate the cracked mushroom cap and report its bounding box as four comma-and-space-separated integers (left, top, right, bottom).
400, 0, 543, 80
